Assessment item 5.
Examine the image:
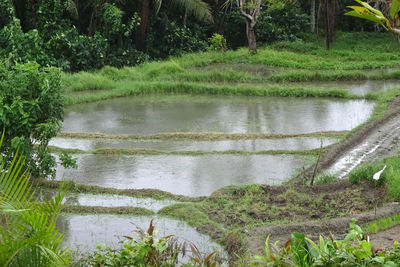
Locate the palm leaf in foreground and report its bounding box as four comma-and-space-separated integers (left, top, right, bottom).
0, 130, 69, 266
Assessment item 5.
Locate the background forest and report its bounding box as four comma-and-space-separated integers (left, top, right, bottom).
0, 0, 378, 72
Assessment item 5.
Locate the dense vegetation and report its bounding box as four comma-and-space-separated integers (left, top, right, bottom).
0, 62, 65, 178
3, 0, 400, 265
0, 0, 380, 72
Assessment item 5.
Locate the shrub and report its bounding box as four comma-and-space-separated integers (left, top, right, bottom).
106, 47, 149, 68
46, 28, 108, 71
146, 18, 208, 59
0, 18, 52, 66
0, 62, 64, 178
255, 1, 309, 44
209, 33, 227, 51
0, 0, 14, 28
254, 219, 400, 266
224, 2, 309, 48
84, 220, 222, 266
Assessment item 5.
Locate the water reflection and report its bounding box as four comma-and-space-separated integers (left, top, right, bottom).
56, 154, 313, 196
62, 95, 374, 135
57, 214, 225, 257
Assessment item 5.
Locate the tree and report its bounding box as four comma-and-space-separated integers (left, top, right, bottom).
0, 62, 64, 178
135, 0, 213, 50
225, 0, 262, 54
311, 0, 316, 33
346, 0, 400, 39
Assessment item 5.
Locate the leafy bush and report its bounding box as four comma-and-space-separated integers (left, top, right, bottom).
0, 132, 70, 266
0, 18, 51, 66
106, 46, 149, 68
209, 33, 227, 51
254, 219, 400, 266
47, 28, 108, 71
84, 220, 221, 267
0, 62, 64, 178
0, 0, 14, 28
255, 1, 309, 44
146, 18, 208, 59
224, 2, 309, 48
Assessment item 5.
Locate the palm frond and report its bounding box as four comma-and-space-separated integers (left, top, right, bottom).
171, 0, 214, 23
0, 130, 70, 266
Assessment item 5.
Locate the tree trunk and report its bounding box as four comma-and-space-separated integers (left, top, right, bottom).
246, 19, 257, 54
325, 0, 336, 49
135, 0, 151, 51
183, 8, 188, 27
310, 0, 316, 33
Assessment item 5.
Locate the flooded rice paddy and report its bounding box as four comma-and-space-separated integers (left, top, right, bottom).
56, 154, 313, 196
57, 214, 225, 256
54, 88, 384, 254
62, 95, 374, 135
301, 80, 400, 96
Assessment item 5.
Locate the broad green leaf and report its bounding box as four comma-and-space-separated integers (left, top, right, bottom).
391, 0, 400, 19
345, 10, 388, 30
354, 0, 386, 18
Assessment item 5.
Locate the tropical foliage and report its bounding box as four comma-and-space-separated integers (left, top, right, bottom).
254, 220, 400, 266
346, 0, 400, 36
83, 219, 221, 267
0, 62, 68, 178
0, 131, 70, 266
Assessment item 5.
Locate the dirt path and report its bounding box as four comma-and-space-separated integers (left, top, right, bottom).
295, 99, 400, 185
327, 112, 400, 178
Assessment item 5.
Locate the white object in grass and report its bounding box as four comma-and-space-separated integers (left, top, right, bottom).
373, 165, 387, 181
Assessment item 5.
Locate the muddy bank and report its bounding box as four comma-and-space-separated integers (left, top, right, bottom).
246, 202, 400, 254
370, 225, 400, 250
295, 100, 400, 185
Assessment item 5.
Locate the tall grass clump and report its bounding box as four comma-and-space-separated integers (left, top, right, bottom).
62, 71, 116, 92
349, 156, 400, 201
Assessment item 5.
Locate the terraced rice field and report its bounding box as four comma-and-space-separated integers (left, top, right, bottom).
47, 72, 397, 256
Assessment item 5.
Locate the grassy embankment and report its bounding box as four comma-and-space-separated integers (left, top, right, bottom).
48, 31, 400, 262
62, 32, 400, 105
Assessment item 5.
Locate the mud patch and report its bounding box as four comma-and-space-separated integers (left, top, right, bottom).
370, 225, 400, 250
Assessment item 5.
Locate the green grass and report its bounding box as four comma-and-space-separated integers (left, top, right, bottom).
349, 155, 400, 201
62, 205, 154, 216
63, 80, 358, 105
314, 173, 338, 185
61, 32, 400, 106
33, 179, 197, 202
363, 213, 400, 234
57, 131, 347, 141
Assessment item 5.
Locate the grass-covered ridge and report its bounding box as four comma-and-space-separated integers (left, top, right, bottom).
62, 32, 400, 106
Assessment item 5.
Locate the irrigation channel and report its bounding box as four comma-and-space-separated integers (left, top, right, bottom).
49, 78, 399, 259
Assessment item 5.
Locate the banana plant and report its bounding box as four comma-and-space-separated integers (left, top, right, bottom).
345, 0, 400, 36
0, 130, 70, 267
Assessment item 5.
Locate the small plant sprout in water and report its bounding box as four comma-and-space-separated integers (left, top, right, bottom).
373, 165, 387, 219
